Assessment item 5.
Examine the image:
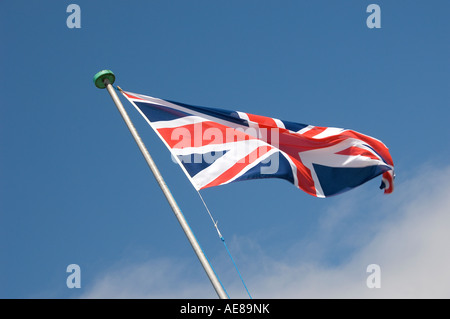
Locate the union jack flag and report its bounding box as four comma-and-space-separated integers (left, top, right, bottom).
121, 90, 394, 198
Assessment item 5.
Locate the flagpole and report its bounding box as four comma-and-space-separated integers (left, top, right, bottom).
93, 70, 229, 299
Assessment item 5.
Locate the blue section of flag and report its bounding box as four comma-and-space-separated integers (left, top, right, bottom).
281, 120, 308, 132
232, 152, 295, 185
134, 101, 190, 122
178, 151, 228, 177
167, 100, 250, 127
313, 164, 390, 196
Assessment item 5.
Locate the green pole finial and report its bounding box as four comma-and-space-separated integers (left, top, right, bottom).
93, 70, 115, 89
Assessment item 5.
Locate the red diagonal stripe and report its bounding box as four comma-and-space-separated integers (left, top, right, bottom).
245, 113, 278, 128
300, 126, 327, 138
122, 92, 145, 100
335, 146, 380, 160
343, 130, 394, 166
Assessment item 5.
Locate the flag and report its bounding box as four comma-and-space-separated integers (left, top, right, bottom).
121, 90, 394, 198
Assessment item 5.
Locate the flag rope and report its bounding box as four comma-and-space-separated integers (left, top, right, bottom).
196, 191, 253, 299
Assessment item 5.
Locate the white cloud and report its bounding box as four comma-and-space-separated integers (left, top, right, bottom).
80, 258, 214, 298
81, 164, 450, 299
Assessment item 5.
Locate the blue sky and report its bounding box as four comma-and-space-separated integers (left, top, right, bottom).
1, 1, 449, 298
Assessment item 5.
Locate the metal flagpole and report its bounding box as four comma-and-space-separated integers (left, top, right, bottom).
93, 70, 229, 299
